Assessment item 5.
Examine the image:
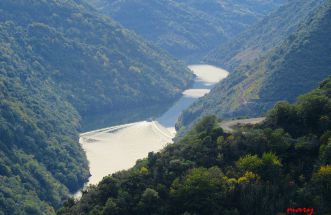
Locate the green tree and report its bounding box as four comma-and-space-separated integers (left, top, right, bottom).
102, 198, 119, 215
170, 167, 227, 214
138, 188, 159, 214
236, 154, 263, 174
311, 165, 331, 213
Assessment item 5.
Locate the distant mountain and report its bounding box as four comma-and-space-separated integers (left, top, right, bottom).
89, 0, 285, 62
0, 0, 193, 214
206, 0, 325, 71
177, 0, 331, 134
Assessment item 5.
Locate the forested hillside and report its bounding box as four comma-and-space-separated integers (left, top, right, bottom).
0, 0, 193, 214
0, 0, 193, 116
59, 77, 331, 215
177, 0, 331, 133
206, 0, 325, 71
89, 0, 285, 62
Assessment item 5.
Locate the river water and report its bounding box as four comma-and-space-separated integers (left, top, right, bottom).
79, 64, 229, 186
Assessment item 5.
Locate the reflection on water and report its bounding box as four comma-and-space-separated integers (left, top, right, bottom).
157, 96, 197, 127
156, 81, 214, 127
157, 65, 229, 128
80, 102, 173, 132
78, 65, 229, 188
81, 65, 229, 131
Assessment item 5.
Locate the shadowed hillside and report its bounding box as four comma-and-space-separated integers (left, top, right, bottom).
89, 0, 285, 62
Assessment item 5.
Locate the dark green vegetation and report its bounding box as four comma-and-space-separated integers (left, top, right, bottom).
58, 77, 331, 215
178, 0, 331, 133
0, 0, 193, 214
89, 0, 285, 62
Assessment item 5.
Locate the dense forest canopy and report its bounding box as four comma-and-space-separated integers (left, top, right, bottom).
0, 0, 193, 214
177, 0, 331, 135
59, 77, 331, 215
88, 0, 285, 62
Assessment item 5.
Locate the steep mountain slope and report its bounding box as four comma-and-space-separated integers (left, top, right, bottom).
0, 0, 193, 214
89, 0, 285, 62
59, 77, 331, 215
0, 0, 193, 116
177, 0, 331, 133
206, 0, 325, 70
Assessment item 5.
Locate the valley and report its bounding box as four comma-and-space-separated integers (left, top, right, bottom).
79, 65, 229, 186
1, 0, 330, 214
61, 78, 331, 215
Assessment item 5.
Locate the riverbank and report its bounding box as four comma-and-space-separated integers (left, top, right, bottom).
79, 64, 229, 186
80, 121, 174, 185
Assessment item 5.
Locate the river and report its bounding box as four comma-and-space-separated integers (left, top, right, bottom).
79, 64, 229, 186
